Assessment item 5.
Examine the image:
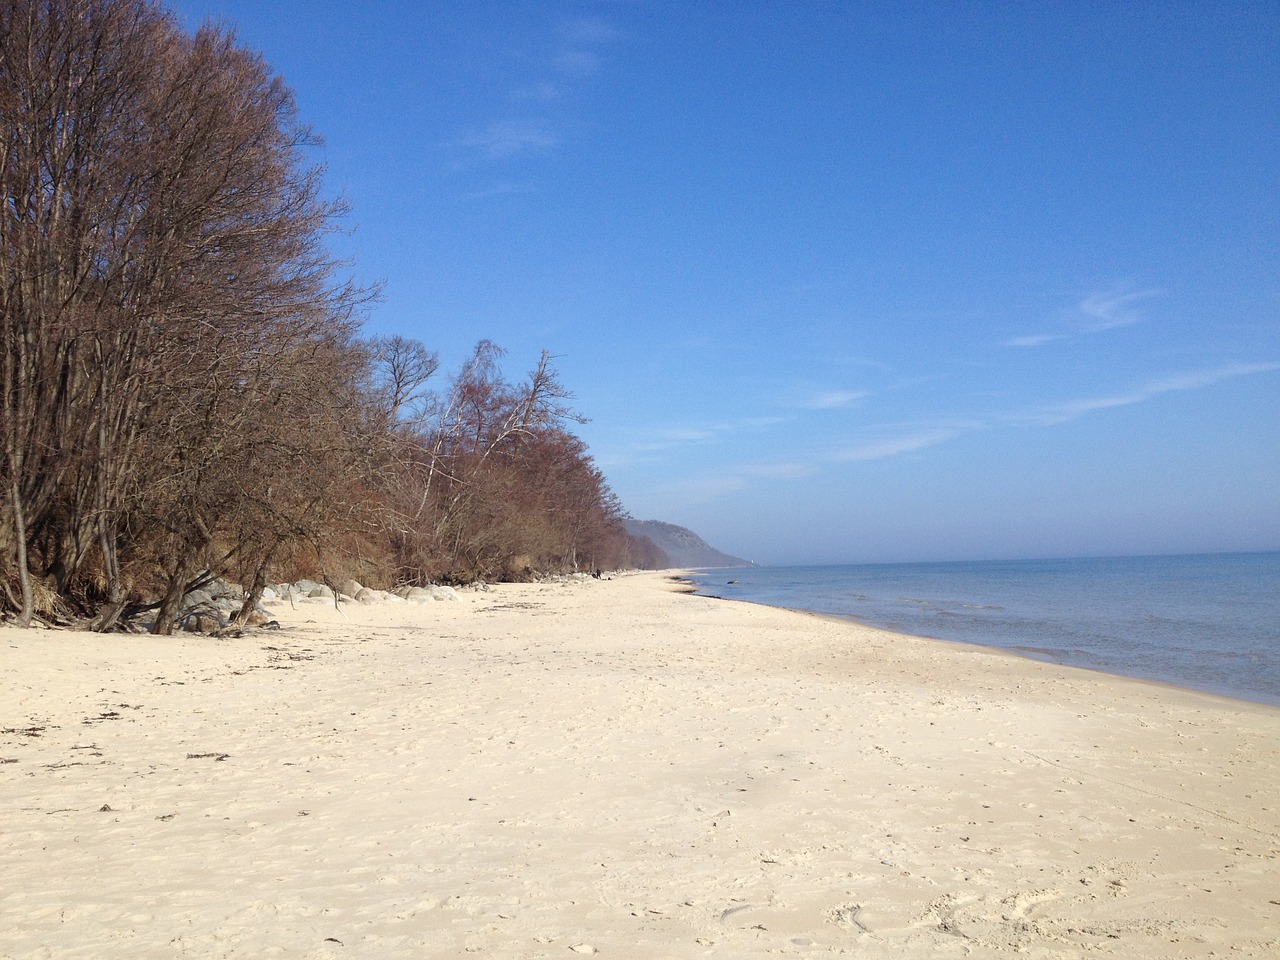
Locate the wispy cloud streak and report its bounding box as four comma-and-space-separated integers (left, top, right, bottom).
1004, 284, 1163, 347
648, 459, 817, 504
1079, 286, 1162, 331
803, 389, 870, 409
1003, 333, 1066, 348
827, 362, 1278, 465
454, 16, 618, 172
614, 361, 1278, 498
1027, 362, 1280, 425
457, 119, 559, 160
832, 427, 970, 462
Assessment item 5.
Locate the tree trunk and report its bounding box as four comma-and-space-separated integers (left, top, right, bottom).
152, 553, 197, 636
90, 524, 126, 632
90, 466, 126, 632
233, 544, 276, 625
8, 474, 34, 626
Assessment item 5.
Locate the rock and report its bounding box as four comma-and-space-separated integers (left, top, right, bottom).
340, 578, 363, 600
180, 604, 228, 634
261, 586, 278, 602
402, 585, 461, 602
184, 588, 214, 609
239, 606, 272, 626
176, 579, 249, 628
308, 584, 334, 599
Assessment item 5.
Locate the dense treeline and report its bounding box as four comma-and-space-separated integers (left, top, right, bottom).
0, 0, 663, 630
371, 337, 665, 586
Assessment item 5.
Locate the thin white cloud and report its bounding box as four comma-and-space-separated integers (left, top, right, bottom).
648, 459, 816, 505
827, 354, 895, 373
613, 357, 1278, 508
456, 16, 618, 172
832, 427, 968, 463
1004, 333, 1066, 348
1003, 284, 1163, 348
592, 449, 661, 472
511, 21, 617, 98
631, 427, 715, 452
738, 461, 813, 480
803, 389, 870, 409
823, 362, 1277, 464
1080, 286, 1162, 332
618, 413, 794, 461
458, 119, 559, 160
1030, 362, 1280, 425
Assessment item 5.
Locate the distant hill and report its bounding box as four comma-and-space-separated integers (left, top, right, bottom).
623, 519, 753, 569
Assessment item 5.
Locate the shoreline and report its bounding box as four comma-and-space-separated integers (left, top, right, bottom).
696, 588, 1280, 713
684, 562, 1280, 711
3, 570, 1278, 958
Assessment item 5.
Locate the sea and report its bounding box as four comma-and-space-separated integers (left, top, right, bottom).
690, 552, 1280, 708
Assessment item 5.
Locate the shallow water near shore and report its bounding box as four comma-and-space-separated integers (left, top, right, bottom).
694, 551, 1280, 707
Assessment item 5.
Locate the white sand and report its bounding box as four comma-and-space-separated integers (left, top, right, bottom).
2, 571, 1278, 959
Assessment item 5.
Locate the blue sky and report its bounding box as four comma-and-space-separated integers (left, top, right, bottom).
172, 1, 1279, 565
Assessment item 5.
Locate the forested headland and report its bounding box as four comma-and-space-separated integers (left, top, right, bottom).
0, 0, 666, 631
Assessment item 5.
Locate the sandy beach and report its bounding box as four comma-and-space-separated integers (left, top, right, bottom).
2, 570, 1277, 959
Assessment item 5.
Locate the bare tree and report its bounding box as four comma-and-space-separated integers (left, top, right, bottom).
1, 0, 369, 626
375, 345, 634, 582
369, 334, 440, 427
2, 1, 654, 620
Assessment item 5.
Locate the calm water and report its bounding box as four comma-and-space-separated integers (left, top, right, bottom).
692, 552, 1280, 707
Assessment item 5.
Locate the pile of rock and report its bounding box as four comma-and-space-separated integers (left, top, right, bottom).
272, 579, 463, 605
166, 576, 475, 635
175, 579, 271, 634
391, 584, 461, 603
